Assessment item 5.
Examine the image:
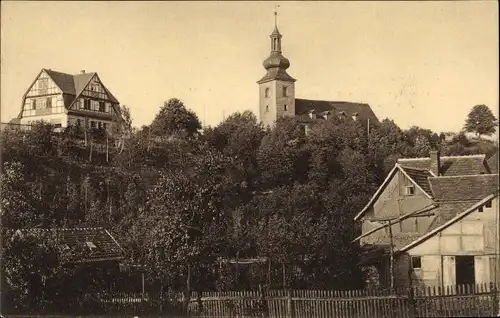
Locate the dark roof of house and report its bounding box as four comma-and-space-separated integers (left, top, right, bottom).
41, 69, 119, 106
295, 99, 379, 124
14, 227, 124, 263
487, 153, 498, 174
45, 69, 77, 94
400, 166, 433, 195
361, 230, 423, 250
398, 154, 487, 176
428, 174, 499, 202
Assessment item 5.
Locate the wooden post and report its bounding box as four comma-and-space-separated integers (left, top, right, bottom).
141, 272, 145, 298
282, 263, 286, 290
106, 133, 109, 163
89, 135, 93, 162
259, 284, 269, 318
287, 289, 295, 318
408, 286, 416, 318
197, 291, 203, 316
267, 259, 271, 289
388, 219, 395, 291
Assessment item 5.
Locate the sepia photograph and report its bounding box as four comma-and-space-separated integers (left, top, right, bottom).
0, 1, 499, 317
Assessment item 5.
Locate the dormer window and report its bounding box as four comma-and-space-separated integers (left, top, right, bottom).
405, 185, 415, 196
352, 112, 359, 121
309, 110, 316, 119
339, 111, 347, 120
283, 86, 288, 97
265, 88, 270, 98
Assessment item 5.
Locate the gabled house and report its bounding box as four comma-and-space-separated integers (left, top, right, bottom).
17, 69, 121, 134
354, 151, 499, 288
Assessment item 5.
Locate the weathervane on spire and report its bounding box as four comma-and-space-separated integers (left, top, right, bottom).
274, 4, 280, 28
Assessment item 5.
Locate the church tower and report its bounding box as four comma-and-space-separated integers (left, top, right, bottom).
257, 9, 296, 127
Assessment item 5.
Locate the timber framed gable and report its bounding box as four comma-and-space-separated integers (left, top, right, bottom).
20, 70, 67, 118
354, 164, 433, 222
68, 74, 120, 117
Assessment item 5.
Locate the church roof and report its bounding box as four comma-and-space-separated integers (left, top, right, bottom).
294, 98, 379, 124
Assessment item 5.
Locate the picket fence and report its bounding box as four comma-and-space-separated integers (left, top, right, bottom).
187, 283, 500, 318
4, 283, 499, 317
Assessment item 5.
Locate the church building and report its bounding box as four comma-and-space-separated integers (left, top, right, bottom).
257, 14, 379, 128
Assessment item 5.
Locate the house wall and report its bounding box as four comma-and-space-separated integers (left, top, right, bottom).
406, 197, 499, 287
20, 113, 69, 127
361, 170, 434, 245
364, 170, 433, 220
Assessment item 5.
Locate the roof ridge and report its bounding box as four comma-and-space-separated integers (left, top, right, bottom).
399, 154, 486, 161
400, 166, 431, 172
429, 174, 499, 179
44, 68, 72, 76
434, 199, 488, 203
441, 154, 486, 159
295, 98, 369, 105
398, 157, 430, 161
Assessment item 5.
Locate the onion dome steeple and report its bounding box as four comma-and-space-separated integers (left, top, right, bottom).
257, 7, 296, 84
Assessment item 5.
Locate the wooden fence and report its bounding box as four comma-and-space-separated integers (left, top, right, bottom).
187, 283, 500, 318
3, 283, 499, 317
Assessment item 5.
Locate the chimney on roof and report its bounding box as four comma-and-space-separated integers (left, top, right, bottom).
430, 150, 440, 176
80, 70, 85, 74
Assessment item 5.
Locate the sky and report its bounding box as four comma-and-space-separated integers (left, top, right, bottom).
1, 1, 498, 133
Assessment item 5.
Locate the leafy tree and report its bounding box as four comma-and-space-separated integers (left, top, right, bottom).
257, 117, 309, 188
204, 111, 265, 190
150, 98, 202, 138
413, 135, 432, 157
138, 149, 238, 312
0, 162, 38, 228
464, 104, 497, 138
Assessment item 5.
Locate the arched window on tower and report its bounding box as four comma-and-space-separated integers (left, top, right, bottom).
265, 88, 270, 98
283, 86, 288, 97
266, 105, 270, 112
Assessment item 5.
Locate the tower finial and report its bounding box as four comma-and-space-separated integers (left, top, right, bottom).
274, 4, 279, 28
